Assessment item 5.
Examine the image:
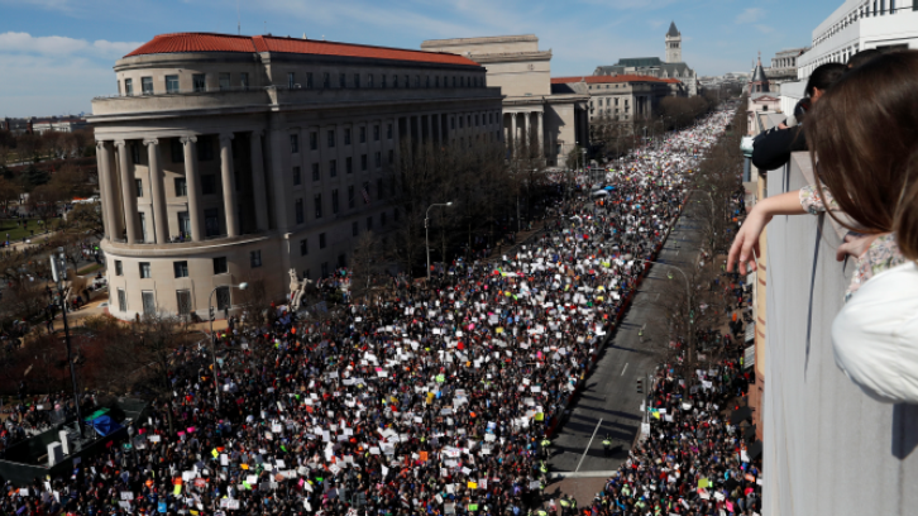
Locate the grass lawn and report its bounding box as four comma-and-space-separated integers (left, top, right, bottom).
0, 218, 59, 242
77, 263, 103, 275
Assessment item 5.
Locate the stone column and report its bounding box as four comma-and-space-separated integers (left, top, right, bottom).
115, 140, 140, 244
249, 130, 268, 231
95, 141, 114, 240
219, 133, 238, 237
144, 138, 169, 243
181, 136, 204, 241
509, 113, 517, 152
535, 111, 544, 157
102, 142, 125, 239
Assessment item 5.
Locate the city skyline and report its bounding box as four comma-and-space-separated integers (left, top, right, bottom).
0, 0, 839, 117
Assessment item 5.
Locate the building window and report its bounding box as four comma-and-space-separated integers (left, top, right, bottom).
213, 256, 228, 274
374, 152, 381, 169
361, 154, 368, 171
141, 291, 156, 315
173, 261, 189, 278
377, 178, 384, 200
178, 212, 190, 239
197, 137, 215, 161
344, 128, 351, 145
290, 134, 299, 153
323, 72, 330, 88
339, 73, 346, 88
201, 175, 216, 195
250, 250, 262, 268
165, 75, 179, 93
308, 131, 317, 151
139, 262, 151, 279
321, 262, 329, 278
388, 150, 394, 165
359, 126, 367, 144
305, 72, 313, 89
414, 75, 420, 88
124, 78, 133, 96
170, 139, 183, 163
387, 123, 393, 139
314, 194, 323, 219
288, 72, 296, 88
115, 260, 123, 276
174, 177, 186, 197
295, 198, 304, 224
368, 74, 374, 88
240, 72, 249, 90
381, 211, 387, 226
219, 73, 231, 91
193, 74, 206, 92
117, 288, 127, 312
135, 179, 144, 198
346, 157, 352, 174
141, 76, 153, 95
354, 73, 361, 88
215, 286, 230, 312
329, 159, 337, 177
348, 185, 355, 209
405, 75, 410, 88
312, 163, 320, 181
373, 125, 380, 141
176, 290, 192, 315
204, 208, 220, 237
319, 233, 327, 249
327, 129, 336, 148
293, 166, 302, 186
393, 75, 398, 88
332, 189, 339, 214
366, 216, 373, 231
300, 238, 308, 256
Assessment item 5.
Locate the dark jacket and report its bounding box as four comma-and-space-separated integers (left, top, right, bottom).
751, 125, 807, 171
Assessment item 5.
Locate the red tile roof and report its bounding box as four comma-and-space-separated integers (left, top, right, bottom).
125, 32, 480, 67
550, 74, 677, 85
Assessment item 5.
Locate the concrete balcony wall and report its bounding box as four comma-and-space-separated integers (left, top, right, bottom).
762, 152, 918, 516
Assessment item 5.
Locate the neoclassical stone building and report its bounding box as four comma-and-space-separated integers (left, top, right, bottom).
421, 35, 589, 165
90, 32, 502, 320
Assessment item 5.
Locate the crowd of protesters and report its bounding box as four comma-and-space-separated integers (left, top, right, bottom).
0, 107, 739, 516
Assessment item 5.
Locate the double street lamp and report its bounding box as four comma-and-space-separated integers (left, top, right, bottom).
49, 249, 84, 439
425, 202, 453, 280
208, 282, 247, 409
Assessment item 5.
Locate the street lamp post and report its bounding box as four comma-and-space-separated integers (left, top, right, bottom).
640, 259, 697, 384
208, 282, 248, 409
49, 249, 84, 439
425, 202, 453, 280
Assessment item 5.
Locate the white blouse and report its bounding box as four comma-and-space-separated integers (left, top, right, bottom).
832, 261, 918, 404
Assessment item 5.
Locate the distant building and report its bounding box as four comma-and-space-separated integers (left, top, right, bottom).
420, 35, 589, 165
89, 32, 502, 320
797, 0, 918, 79
550, 75, 679, 124
769, 47, 808, 81
748, 55, 771, 93
32, 117, 88, 135
594, 22, 700, 96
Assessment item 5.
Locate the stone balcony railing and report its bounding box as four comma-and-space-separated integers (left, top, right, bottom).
760, 151, 918, 516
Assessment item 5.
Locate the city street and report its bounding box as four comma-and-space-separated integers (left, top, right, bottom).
547, 200, 705, 478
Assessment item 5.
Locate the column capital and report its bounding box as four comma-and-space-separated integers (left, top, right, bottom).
219, 133, 235, 144
95, 140, 109, 151
143, 138, 159, 147
180, 135, 198, 145
114, 139, 128, 149
251, 129, 265, 138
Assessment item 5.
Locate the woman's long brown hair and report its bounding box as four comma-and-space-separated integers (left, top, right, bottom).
806, 50, 918, 259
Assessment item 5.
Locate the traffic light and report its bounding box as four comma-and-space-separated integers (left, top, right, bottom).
636, 378, 643, 394
209, 307, 215, 321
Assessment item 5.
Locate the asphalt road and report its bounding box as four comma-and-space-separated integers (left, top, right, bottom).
548, 201, 705, 475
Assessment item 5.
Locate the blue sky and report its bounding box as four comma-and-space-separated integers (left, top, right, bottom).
0, 0, 842, 118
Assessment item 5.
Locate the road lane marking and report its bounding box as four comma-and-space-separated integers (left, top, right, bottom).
621, 363, 629, 376
575, 418, 603, 472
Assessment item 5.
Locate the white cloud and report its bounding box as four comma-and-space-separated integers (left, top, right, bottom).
755, 24, 775, 34
0, 31, 141, 58
735, 7, 765, 24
